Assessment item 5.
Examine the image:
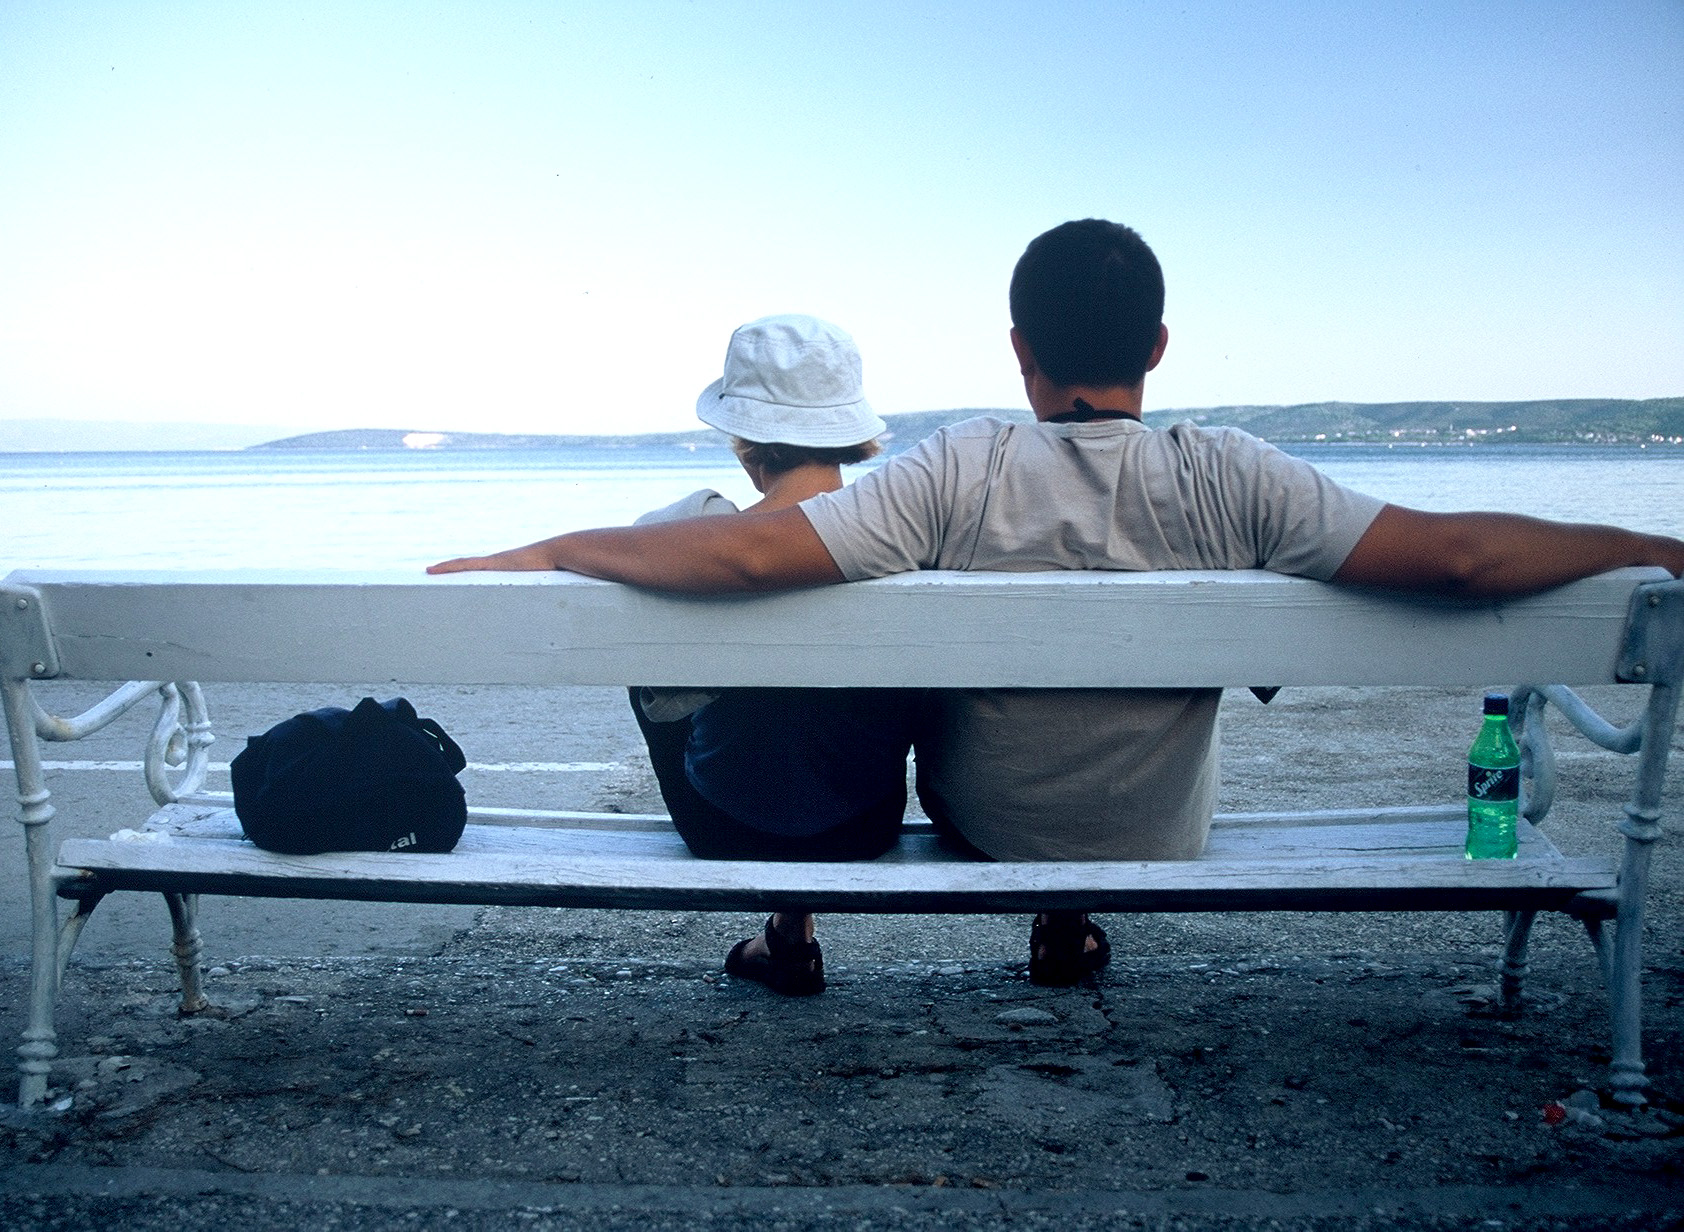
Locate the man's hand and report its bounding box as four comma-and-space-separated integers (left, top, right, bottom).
428, 543, 569, 573
427, 506, 847, 593
1334, 504, 1684, 598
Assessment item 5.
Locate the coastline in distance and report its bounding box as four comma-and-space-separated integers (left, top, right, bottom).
3, 396, 1680, 453
249, 397, 1684, 451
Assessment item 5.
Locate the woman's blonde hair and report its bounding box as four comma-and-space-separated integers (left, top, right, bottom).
731, 437, 881, 475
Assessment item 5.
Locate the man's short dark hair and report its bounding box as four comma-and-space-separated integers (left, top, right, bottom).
1009, 219, 1165, 388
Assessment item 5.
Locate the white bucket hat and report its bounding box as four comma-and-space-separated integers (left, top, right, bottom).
696, 314, 886, 447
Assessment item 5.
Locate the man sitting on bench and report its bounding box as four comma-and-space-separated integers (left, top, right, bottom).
431, 218, 1684, 991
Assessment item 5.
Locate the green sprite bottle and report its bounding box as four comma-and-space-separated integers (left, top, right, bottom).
1466, 692, 1520, 860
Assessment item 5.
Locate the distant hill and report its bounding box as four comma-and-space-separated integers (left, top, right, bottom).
248, 409, 1037, 454
9, 398, 1679, 454
251, 427, 743, 453
1142, 397, 1684, 445
250, 398, 1683, 452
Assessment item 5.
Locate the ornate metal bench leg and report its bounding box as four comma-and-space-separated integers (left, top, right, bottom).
56, 889, 106, 983
1605, 679, 1676, 1110
1608, 835, 1654, 1109
163, 893, 210, 1015
1499, 910, 1535, 1014
17, 808, 61, 1109
6, 677, 59, 1109
1581, 917, 1612, 990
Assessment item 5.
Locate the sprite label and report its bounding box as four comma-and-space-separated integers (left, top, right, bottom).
1468, 765, 1518, 802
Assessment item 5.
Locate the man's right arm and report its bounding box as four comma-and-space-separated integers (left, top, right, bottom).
1332, 504, 1684, 598
426, 505, 845, 593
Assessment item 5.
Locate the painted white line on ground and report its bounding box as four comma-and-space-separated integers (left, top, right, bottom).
466, 762, 619, 773
2, 760, 620, 774
4, 761, 162, 772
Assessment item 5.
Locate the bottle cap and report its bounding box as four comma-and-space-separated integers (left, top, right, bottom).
1483, 692, 1509, 716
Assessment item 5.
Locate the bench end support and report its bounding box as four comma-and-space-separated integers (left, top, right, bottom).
1618, 580, 1684, 687
0, 585, 58, 682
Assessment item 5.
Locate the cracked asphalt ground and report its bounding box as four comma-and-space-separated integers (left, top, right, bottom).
2, 682, 1682, 1229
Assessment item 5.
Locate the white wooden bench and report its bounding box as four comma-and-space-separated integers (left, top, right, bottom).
3, 567, 1680, 1113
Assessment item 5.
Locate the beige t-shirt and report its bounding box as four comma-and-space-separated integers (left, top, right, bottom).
800, 417, 1385, 861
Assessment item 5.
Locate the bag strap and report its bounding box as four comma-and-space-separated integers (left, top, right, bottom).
348, 697, 468, 775
412, 716, 467, 774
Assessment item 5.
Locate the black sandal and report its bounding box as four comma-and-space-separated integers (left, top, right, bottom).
1028, 912, 1111, 986
725, 915, 826, 996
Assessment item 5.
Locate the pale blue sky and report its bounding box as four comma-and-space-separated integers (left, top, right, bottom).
2, 1, 1679, 436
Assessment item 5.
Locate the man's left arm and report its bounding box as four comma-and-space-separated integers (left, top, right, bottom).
1332, 505, 1684, 598
427, 505, 845, 593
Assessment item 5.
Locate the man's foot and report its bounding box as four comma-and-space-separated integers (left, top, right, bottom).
724, 913, 825, 995
1028, 911, 1111, 986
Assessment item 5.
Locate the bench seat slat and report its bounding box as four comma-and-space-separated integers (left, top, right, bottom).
144, 803, 1561, 862
55, 804, 1615, 915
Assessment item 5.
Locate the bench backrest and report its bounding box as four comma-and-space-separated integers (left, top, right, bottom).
3, 567, 1676, 690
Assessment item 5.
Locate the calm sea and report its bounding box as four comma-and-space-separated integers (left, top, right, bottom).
3, 442, 1681, 572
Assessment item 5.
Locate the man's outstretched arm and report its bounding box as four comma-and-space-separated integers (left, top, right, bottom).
1333, 504, 1684, 598
427, 505, 846, 593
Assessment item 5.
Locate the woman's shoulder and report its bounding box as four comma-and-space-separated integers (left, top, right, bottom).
633, 489, 740, 526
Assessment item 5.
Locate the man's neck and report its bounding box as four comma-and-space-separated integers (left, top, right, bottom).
1028, 380, 1147, 424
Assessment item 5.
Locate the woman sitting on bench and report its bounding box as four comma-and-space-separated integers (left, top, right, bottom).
626, 314, 920, 996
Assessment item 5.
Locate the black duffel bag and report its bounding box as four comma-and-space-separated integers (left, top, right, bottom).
231, 697, 467, 855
